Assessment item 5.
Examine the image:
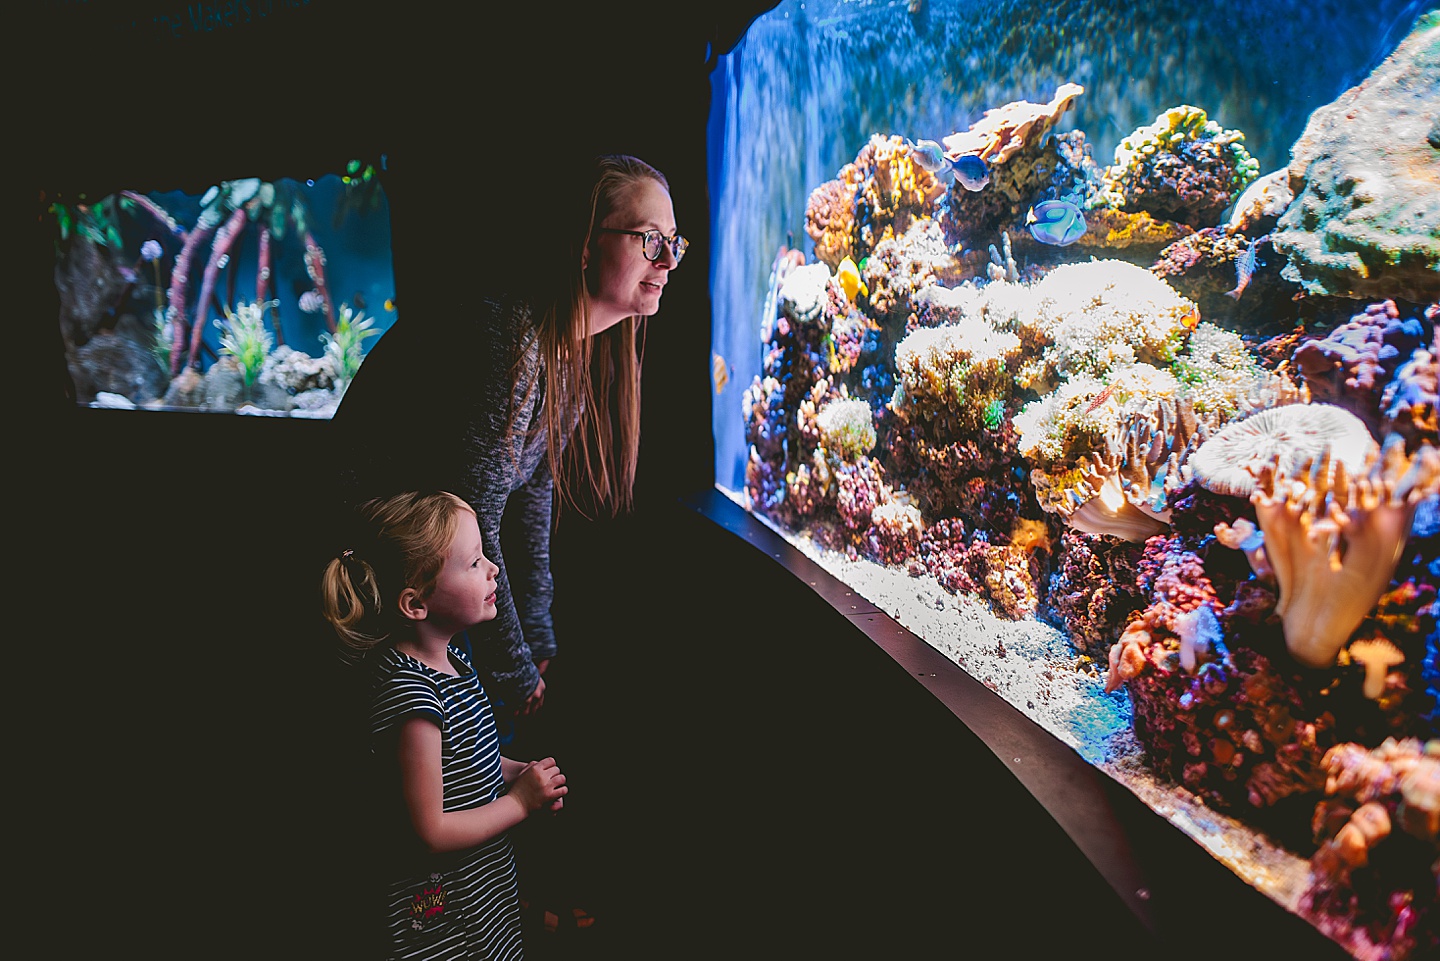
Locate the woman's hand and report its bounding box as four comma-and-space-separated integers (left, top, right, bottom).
509, 757, 567, 814
517, 675, 546, 716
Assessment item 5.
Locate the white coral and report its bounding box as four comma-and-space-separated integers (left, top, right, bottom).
815, 398, 877, 460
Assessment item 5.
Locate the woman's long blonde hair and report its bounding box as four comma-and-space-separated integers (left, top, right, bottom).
517, 154, 666, 519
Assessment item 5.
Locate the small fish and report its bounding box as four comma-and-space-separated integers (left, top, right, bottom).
384, 297, 398, 311
1083, 383, 1119, 416
836, 255, 868, 303
951, 154, 990, 192
712, 353, 731, 395
1224, 234, 1267, 301
908, 138, 950, 176
1181, 305, 1201, 331
352, 291, 367, 311
1026, 199, 1087, 246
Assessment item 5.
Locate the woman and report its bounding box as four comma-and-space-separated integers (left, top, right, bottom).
332, 154, 686, 714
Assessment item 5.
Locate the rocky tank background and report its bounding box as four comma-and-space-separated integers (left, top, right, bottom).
52, 165, 395, 416
710, 2, 1439, 959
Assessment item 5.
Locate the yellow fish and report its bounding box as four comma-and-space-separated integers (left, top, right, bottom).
712, 353, 731, 395
836, 256, 868, 303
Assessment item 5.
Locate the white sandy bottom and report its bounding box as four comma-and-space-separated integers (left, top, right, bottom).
719, 487, 1314, 913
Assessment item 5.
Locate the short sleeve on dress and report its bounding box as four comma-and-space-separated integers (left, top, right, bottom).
371, 668, 445, 736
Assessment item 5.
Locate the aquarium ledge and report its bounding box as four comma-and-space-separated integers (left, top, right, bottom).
679, 485, 1349, 958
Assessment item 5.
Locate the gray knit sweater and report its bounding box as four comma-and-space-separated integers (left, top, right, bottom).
332, 295, 555, 704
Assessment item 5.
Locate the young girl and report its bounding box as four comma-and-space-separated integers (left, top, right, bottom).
321, 490, 568, 960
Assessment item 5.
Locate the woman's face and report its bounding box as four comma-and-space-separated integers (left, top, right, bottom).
584, 177, 679, 336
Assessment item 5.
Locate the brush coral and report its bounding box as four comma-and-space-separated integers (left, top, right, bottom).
1251, 435, 1440, 668
890, 317, 1021, 439
1010, 259, 1199, 391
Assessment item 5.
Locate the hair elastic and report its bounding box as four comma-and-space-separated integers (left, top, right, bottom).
341, 549, 355, 559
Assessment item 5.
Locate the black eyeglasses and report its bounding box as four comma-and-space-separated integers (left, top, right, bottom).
598, 228, 689, 264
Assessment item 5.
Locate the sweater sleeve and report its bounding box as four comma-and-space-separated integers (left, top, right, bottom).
449, 300, 546, 704
502, 455, 557, 662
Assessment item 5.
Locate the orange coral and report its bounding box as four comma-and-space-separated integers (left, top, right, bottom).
942, 82, 1084, 165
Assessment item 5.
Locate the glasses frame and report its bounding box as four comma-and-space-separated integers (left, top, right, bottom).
597, 227, 689, 264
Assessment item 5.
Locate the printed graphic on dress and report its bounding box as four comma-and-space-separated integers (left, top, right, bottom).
408, 872, 447, 931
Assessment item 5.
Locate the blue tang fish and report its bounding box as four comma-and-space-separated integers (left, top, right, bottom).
1027, 198, 1087, 246
950, 154, 989, 192
908, 138, 949, 175
907, 138, 989, 191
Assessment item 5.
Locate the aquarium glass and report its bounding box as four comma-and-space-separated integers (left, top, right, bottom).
709, 2, 1439, 957
51, 161, 395, 416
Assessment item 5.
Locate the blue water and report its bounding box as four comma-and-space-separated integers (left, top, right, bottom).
708, 0, 1425, 490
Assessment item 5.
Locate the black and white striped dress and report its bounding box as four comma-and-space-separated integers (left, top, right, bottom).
369, 644, 523, 961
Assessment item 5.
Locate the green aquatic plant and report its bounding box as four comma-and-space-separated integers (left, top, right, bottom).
322, 304, 380, 389
215, 300, 277, 387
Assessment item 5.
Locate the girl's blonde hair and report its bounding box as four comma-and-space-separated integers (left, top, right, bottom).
518, 154, 667, 520
320, 491, 474, 651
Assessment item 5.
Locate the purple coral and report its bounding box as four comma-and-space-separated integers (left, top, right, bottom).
1293, 300, 1426, 433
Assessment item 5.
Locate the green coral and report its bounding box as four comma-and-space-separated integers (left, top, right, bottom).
214, 300, 277, 387
321, 304, 380, 389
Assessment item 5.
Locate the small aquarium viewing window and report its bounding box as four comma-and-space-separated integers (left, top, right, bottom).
707, 1, 1439, 958
50, 158, 396, 417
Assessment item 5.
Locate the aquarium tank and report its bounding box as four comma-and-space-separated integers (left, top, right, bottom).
709, 1, 1439, 958
50, 158, 395, 416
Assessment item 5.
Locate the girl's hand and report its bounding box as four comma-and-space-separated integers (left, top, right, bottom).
509, 757, 567, 814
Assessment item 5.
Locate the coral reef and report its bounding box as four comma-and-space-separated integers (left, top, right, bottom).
805, 134, 949, 269
1301, 738, 1440, 961
1271, 13, 1440, 302
1098, 105, 1262, 229
737, 32, 1440, 955
937, 83, 1088, 250
1294, 301, 1428, 434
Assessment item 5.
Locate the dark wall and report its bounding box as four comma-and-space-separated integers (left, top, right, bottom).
20, 3, 775, 955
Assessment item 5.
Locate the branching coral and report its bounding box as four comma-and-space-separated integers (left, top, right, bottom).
1384, 335, 1440, 451
1294, 300, 1428, 433
1097, 105, 1261, 229
1251, 435, 1440, 668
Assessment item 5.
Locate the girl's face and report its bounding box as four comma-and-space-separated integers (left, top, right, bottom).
584, 177, 679, 336
423, 510, 500, 632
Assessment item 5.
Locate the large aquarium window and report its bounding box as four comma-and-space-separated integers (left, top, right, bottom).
50, 159, 395, 417
709, 2, 1438, 958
